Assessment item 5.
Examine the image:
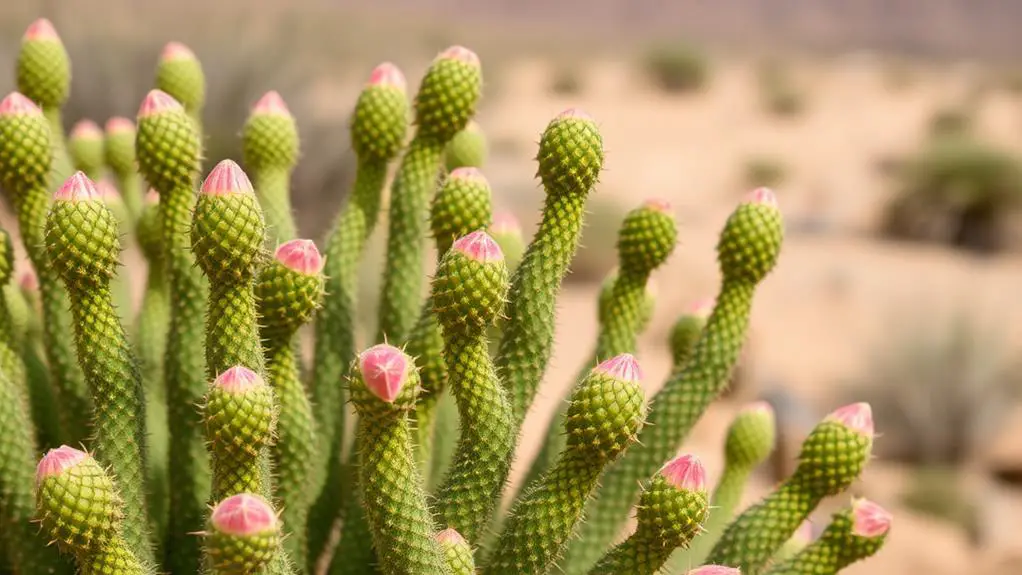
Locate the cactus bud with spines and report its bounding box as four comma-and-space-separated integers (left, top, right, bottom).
444, 120, 488, 171
135, 88, 209, 574
375, 45, 483, 344
36, 446, 147, 574
485, 354, 646, 575
104, 117, 144, 222
243, 91, 299, 245
45, 171, 154, 565
0, 91, 92, 446
437, 529, 476, 575
307, 62, 410, 566
156, 42, 205, 127
348, 344, 452, 575
69, 119, 105, 180
564, 188, 784, 574
688, 567, 741, 575
204, 493, 282, 574
587, 454, 711, 575
765, 498, 891, 575
431, 231, 513, 542
255, 239, 325, 566
16, 19, 74, 185
706, 403, 875, 574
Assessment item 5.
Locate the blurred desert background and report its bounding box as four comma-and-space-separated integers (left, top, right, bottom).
3, 1, 1022, 574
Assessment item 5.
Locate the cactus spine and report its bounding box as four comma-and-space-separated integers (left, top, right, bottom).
243, 91, 299, 245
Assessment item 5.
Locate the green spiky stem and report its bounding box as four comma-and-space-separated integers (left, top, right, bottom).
36, 447, 147, 575
252, 167, 295, 244
326, 474, 378, 575
135, 90, 210, 574
436, 530, 475, 575
706, 410, 874, 574
45, 175, 153, 565
9, 277, 62, 450
43, 108, 74, 186
764, 501, 889, 575
349, 345, 452, 575
484, 356, 645, 575
0, 97, 92, 446
562, 191, 784, 574
494, 109, 604, 427
308, 64, 409, 569
69, 125, 105, 181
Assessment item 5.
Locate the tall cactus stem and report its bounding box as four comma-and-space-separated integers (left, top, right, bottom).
242, 91, 299, 245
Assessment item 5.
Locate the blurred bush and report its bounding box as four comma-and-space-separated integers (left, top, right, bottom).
879, 135, 1022, 253
900, 466, 980, 539
640, 43, 710, 94
742, 155, 788, 190
927, 105, 975, 139
548, 62, 584, 96
757, 59, 807, 117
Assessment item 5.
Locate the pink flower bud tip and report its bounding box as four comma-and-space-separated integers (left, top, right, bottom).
138, 90, 183, 118
71, 120, 103, 141
36, 445, 87, 484
0, 92, 42, 117
54, 172, 102, 202
359, 344, 410, 403
452, 230, 504, 263
689, 297, 715, 319
489, 211, 521, 236
745, 187, 779, 209
741, 400, 774, 418
556, 108, 594, 122
437, 45, 480, 67
213, 366, 265, 394
645, 277, 658, 298
19, 269, 38, 291
251, 91, 291, 117
852, 498, 892, 538
23, 18, 60, 42
686, 567, 741, 575
275, 239, 324, 275
96, 179, 122, 202
368, 62, 407, 93
435, 528, 466, 546
594, 353, 643, 383
464, 120, 482, 133
660, 453, 707, 491
201, 159, 254, 196
145, 189, 160, 204
447, 166, 487, 185
644, 197, 672, 213
105, 117, 135, 134
211, 494, 278, 536
161, 41, 196, 62
826, 402, 874, 437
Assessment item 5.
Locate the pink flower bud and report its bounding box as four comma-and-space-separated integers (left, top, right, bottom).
213, 366, 265, 394
489, 211, 521, 236
251, 91, 291, 118
741, 400, 774, 418
96, 179, 122, 203
851, 498, 892, 538
556, 108, 594, 122
435, 528, 466, 546
744, 187, 779, 209
451, 230, 504, 263
70, 120, 103, 141
23, 18, 60, 42
54, 172, 102, 202
367, 62, 407, 93
274, 239, 324, 275
36, 445, 87, 484
105, 117, 135, 134
358, 344, 410, 403
447, 166, 487, 185
659, 453, 707, 491
0, 92, 42, 117
644, 197, 672, 213
201, 159, 254, 197
594, 353, 643, 383
138, 90, 183, 118
210, 494, 278, 536
689, 297, 715, 319
436, 46, 480, 67
825, 402, 874, 437
145, 189, 160, 204
686, 567, 741, 575
161, 41, 196, 62
19, 269, 38, 291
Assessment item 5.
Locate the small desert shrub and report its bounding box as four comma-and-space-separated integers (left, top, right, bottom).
548, 63, 584, 96
928, 106, 974, 138
900, 466, 980, 538
743, 156, 788, 189
757, 59, 806, 117
641, 43, 710, 94
879, 135, 1022, 252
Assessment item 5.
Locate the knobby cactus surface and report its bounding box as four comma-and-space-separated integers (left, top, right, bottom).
0, 18, 892, 575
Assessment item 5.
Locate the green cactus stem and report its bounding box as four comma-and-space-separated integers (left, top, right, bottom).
771, 522, 813, 564
349, 344, 452, 575
243, 91, 299, 245
408, 168, 493, 480
36, 446, 147, 575
307, 62, 408, 568
204, 493, 283, 575
431, 230, 511, 542
444, 120, 487, 172
0, 91, 92, 446
10, 269, 62, 450
668, 299, 713, 371
484, 354, 646, 575
706, 403, 875, 575
135, 88, 209, 574
563, 188, 785, 574
16, 19, 74, 187
670, 401, 777, 570
255, 239, 325, 568
375, 45, 482, 344
765, 498, 892, 575
104, 117, 145, 224
95, 179, 133, 326
494, 108, 604, 427
68, 119, 106, 180
487, 211, 524, 275
45, 171, 153, 565
0, 229, 31, 432
436, 529, 475, 575
587, 454, 710, 575
155, 42, 205, 129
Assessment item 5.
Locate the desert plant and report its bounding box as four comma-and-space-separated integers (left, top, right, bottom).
642, 43, 710, 94
744, 156, 789, 190
757, 59, 806, 118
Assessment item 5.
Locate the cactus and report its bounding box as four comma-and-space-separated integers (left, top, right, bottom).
444, 120, 488, 172
104, 117, 145, 224
69, 120, 106, 180
243, 91, 299, 245
155, 42, 205, 129
436, 529, 476, 575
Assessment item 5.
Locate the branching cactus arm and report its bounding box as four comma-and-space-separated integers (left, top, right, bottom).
243, 91, 299, 245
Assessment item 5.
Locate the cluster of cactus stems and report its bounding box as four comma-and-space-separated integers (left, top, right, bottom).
0, 17, 892, 575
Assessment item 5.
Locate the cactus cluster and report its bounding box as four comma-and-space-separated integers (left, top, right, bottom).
0, 17, 890, 575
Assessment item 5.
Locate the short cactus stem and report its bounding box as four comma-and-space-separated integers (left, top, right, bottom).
155, 41, 205, 129
204, 493, 282, 574
103, 117, 144, 224
242, 91, 299, 245
68, 119, 105, 180
444, 120, 488, 172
